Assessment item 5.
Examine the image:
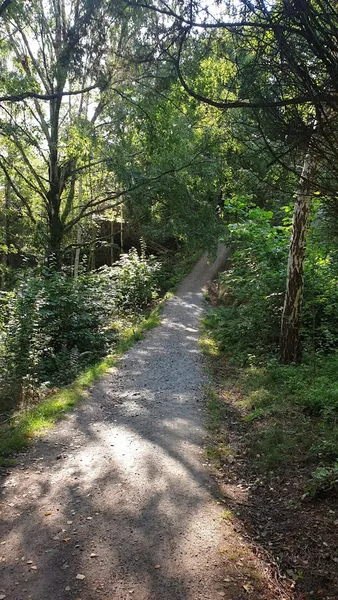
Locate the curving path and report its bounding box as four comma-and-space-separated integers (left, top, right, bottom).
1, 247, 236, 600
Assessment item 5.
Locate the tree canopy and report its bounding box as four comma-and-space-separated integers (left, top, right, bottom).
1, 0, 338, 375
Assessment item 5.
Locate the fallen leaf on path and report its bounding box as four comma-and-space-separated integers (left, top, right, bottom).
76, 574, 85, 580
154, 565, 161, 569
44, 511, 52, 516
63, 538, 71, 543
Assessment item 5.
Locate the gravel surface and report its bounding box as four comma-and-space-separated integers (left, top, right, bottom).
0, 247, 232, 600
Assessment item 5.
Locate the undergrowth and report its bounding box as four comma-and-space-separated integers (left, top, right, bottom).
201, 200, 338, 496
0, 300, 165, 463
0, 247, 198, 464
202, 317, 338, 494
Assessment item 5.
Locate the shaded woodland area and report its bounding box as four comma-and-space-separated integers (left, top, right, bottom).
0, 0, 337, 581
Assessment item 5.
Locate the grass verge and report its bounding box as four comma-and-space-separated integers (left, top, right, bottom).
0, 298, 168, 463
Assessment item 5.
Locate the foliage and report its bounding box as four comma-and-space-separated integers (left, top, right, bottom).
208, 199, 290, 360
207, 198, 338, 362
203, 314, 338, 481
202, 196, 338, 477
112, 247, 161, 312
0, 269, 113, 402
302, 224, 338, 353
0, 296, 165, 462
305, 462, 338, 498
0, 249, 162, 409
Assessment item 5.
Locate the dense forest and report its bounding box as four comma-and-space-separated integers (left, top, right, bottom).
0, 0, 337, 498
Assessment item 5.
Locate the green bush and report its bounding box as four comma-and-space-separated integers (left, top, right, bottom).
0, 269, 115, 406
0, 248, 163, 409
113, 247, 161, 312
305, 461, 338, 497
211, 201, 289, 360
203, 198, 338, 475
302, 239, 338, 353
215, 198, 338, 360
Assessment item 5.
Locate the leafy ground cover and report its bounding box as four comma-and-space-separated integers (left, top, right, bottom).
201, 287, 338, 600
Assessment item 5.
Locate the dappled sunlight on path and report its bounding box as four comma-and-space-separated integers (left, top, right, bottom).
1, 247, 284, 600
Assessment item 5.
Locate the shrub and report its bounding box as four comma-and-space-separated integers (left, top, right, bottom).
203, 199, 338, 473
113, 247, 161, 312
0, 248, 162, 409
0, 269, 115, 407
215, 198, 338, 359
211, 201, 289, 360
305, 461, 338, 497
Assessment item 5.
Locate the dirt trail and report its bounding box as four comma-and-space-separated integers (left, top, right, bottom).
0, 247, 280, 600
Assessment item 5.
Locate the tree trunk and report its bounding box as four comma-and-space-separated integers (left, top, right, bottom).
280, 138, 317, 364
120, 205, 124, 253
74, 177, 83, 277
88, 222, 96, 271
47, 92, 63, 269
0, 179, 10, 289
48, 205, 64, 269
110, 218, 115, 266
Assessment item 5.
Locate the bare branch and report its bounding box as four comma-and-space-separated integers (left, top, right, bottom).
64, 151, 205, 233
0, 153, 48, 201
0, 158, 37, 224
0, 83, 100, 104
125, 0, 290, 31
173, 34, 337, 111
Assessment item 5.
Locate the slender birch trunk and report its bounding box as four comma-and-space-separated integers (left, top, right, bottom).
0, 179, 10, 289
280, 135, 318, 363
120, 205, 124, 254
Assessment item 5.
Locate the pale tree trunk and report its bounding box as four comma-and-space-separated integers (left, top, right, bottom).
74, 176, 83, 278
280, 136, 318, 363
120, 205, 124, 253
0, 179, 10, 289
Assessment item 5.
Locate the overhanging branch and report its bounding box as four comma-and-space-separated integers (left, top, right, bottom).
0, 83, 100, 104
64, 151, 205, 232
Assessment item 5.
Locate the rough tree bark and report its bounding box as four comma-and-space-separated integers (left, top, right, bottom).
47, 94, 64, 268
280, 134, 317, 364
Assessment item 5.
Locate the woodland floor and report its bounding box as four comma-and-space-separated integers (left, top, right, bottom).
202, 351, 338, 600
0, 248, 335, 600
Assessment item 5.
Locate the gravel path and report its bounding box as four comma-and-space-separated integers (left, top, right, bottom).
0, 247, 231, 600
